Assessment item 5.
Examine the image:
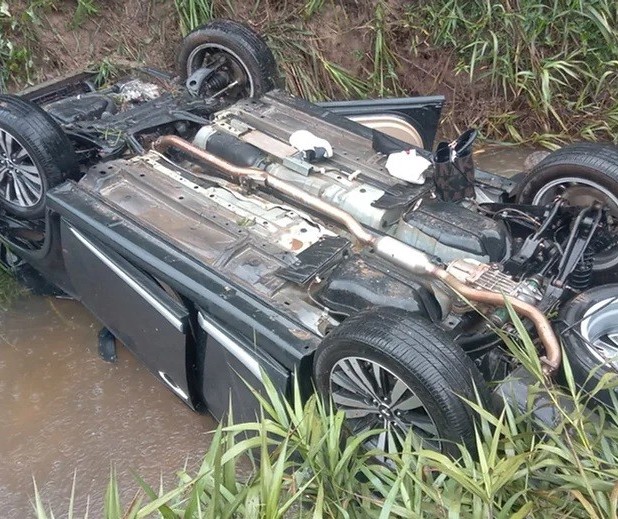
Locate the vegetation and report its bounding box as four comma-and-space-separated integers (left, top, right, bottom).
411, 0, 618, 146
1, 0, 616, 145
0, 265, 22, 309
31, 311, 618, 518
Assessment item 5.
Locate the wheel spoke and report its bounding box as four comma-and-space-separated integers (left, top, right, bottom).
15, 164, 41, 183
389, 378, 409, 407
13, 147, 28, 162
12, 176, 28, 206
332, 391, 371, 410
0, 130, 7, 155
392, 393, 424, 412
410, 414, 439, 436
4, 178, 13, 201
371, 362, 384, 394
19, 174, 40, 199
341, 407, 378, 419
331, 371, 373, 399
376, 424, 388, 452
4, 132, 13, 159
340, 359, 379, 399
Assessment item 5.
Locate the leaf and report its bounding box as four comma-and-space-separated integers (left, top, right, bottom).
570, 490, 601, 519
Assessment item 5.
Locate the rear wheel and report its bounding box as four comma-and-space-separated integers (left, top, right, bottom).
558, 284, 618, 406
313, 307, 491, 456
177, 19, 278, 99
517, 143, 618, 281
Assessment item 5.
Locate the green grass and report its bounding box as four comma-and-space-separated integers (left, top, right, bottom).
71, 0, 99, 28
0, 265, 22, 309
172, 0, 616, 145
406, 0, 618, 145
175, 0, 214, 36
31, 311, 618, 518
4, 1, 616, 144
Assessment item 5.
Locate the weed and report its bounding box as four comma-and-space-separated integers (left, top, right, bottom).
32, 329, 618, 518
407, 0, 618, 144
175, 0, 214, 36
71, 0, 99, 28
0, 263, 23, 310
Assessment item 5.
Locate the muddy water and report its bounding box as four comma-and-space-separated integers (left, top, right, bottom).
0, 297, 215, 517
0, 145, 535, 517
475, 143, 539, 177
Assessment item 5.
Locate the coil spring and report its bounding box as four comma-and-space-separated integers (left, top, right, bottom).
204, 73, 229, 93
570, 249, 594, 291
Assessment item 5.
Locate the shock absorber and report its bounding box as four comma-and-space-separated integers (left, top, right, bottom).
203, 73, 229, 94
570, 249, 594, 291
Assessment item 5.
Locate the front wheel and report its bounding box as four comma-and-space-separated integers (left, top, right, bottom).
517, 143, 618, 281
0, 95, 78, 220
313, 307, 491, 456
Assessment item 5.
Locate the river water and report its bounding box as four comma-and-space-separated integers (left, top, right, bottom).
0, 145, 534, 517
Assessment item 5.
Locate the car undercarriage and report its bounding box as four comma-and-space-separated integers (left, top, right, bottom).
1, 19, 617, 455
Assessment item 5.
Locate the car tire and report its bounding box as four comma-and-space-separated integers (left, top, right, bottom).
313, 307, 491, 456
177, 19, 278, 98
557, 284, 618, 407
516, 143, 618, 282
0, 94, 78, 220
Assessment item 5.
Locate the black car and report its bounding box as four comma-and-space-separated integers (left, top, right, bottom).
1, 20, 617, 455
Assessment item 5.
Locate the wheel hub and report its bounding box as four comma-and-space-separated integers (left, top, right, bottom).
0, 128, 43, 208
377, 403, 392, 418
329, 356, 440, 452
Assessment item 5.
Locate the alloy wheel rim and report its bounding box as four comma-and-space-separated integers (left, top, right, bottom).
329, 356, 439, 452
0, 129, 43, 209
531, 177, 618, 270
580, 297, 618, 370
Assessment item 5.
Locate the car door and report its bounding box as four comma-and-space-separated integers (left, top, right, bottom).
59, 222, 198, 409
317, 95, 445, 150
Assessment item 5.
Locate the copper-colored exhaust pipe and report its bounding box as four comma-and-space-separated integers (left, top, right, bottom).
431, 270, 560, 374
154, 135, 561, 375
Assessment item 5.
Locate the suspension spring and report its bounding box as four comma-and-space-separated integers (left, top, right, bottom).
570, 249, 594, 291
204, 73, 229, 93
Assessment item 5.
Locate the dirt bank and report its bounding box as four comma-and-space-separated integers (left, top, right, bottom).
6, 0, 473, 139
5, 0, 616, 144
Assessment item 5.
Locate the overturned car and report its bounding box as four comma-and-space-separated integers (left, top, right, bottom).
1, 20, 617, 454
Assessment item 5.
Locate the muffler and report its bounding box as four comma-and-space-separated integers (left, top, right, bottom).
154, 135, 561, 375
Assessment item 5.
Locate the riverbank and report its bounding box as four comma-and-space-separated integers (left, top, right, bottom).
1, 0, 616, 146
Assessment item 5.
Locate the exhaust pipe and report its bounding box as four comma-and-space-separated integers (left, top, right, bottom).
154, 135, 561, 375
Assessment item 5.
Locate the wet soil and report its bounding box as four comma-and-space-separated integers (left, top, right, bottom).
0, 145, 533, 516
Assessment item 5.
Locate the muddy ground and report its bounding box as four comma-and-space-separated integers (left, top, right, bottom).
7, 0, 495, 139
